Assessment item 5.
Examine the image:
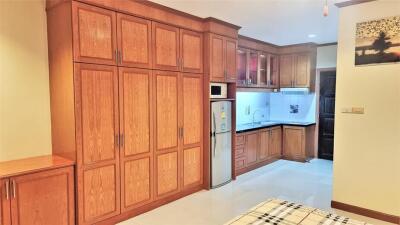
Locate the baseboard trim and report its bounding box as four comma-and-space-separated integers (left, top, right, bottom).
331, 201, 400, 224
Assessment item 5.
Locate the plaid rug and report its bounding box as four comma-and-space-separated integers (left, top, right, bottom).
225, 199, 372, 225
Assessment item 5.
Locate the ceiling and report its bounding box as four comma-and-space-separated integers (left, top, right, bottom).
152, 0, 345, 45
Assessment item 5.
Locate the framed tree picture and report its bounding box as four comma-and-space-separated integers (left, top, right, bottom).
355, 16, 400, 66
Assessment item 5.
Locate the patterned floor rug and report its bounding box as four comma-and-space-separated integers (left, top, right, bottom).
225, 199, 372, 225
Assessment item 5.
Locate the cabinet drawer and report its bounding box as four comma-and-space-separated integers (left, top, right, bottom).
236, 135, 245, 145
235, 156, 246, 170
235, 145, 245, 157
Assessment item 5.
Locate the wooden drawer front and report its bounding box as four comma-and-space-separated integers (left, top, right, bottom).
235, 145, 245, 157
236, 135, 245, 146
235, 156, 246, 170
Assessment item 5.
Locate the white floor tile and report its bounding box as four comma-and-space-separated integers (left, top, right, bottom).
118, 159, 391, 225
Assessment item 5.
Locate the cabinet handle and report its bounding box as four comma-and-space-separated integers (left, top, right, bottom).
11, 180, 16, 199
120, 134, 124, 147
115, 50, 118, 65
118, 51, 122, 64
5, 180, 9, 200
115, 134, 119, 147
181, 128, 184, 139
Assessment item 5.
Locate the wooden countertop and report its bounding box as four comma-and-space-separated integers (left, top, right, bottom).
0, 155, 74, 179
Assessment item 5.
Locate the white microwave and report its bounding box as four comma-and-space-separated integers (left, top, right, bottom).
210, 83, 227, 99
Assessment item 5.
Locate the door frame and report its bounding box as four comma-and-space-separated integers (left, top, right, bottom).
315, 67, 336, 158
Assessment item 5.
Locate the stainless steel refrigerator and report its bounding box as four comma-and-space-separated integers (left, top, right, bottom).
211, 101, 232, 188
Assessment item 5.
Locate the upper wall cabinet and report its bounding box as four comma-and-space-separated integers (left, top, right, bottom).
206, 33, 237, 83
117, 14, 152, 68
152, 22, 180, 71
181, 30, 203, 73
152, 22, 203, 73
236, 48, 279, 89
72, 2, 203, 73
279, 53, 315, 88
72, 2, 117, 65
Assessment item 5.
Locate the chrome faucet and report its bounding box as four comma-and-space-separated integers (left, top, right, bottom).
252, 109, 263, 125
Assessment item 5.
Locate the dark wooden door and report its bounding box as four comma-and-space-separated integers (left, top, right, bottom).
318, 70, 336, 160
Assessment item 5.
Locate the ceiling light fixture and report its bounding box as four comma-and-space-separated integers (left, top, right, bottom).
323, 0, 329, 17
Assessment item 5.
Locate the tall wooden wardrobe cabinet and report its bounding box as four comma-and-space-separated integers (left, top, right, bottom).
46, 1, 203, 224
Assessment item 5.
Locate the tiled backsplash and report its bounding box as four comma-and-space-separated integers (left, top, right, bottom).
236, 92, 270, 125
236, 91, 316, 125
269, 92, 316, 122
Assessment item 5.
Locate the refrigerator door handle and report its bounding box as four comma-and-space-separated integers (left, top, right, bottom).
213, 136, 217, 157
212, 111, 217, 133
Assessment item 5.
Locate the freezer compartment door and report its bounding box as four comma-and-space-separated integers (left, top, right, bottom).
211, 132, 232, 188
211, 101, 232, 134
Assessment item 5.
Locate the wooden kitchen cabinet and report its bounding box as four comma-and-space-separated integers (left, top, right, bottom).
269, 126, 282, 158
245, 131, 259, 166
48, 1, 236, 224
279, 53, 315, 88
152, 22, 180, 71
117, 13, 152, 68
180, 30, 203, 73
72, 2, 117, 65
236, 48, 279, 89
119, 67, 153, 211
282, 125, 315, 162
0, 156, 75, 225
207, 33, 237, 83
235, 126, 282, 176
258, 129, 270, 161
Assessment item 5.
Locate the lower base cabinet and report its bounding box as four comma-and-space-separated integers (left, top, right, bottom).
235, 126, 282, 175
282, 125, 315, 162
0, 158, 74, 225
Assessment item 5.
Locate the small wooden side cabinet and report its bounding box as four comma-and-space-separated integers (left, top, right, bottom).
0, 155, 75, 225
282, 125, 315, 162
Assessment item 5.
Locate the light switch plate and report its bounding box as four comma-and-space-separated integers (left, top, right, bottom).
341, 107, 365, 114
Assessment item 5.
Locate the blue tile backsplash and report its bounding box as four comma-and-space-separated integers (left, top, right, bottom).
236, 91, 316, 125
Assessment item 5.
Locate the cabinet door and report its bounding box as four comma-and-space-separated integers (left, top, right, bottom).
72, 2, 117, 65
10, 167, 74, 225
209, 34, 225, 82
154, 70, 180, 198
236, 48, 247, 86
259, 52, 268, 87
1, 179, 11, 225
269, 54, 280, 88
258, 129, 269, 161
117, 14, 152, 68
152, 22, 180, 71
248, 50, 258, 86
74, 63, 120, 224
182, 74, 203, 188
225, 37, 237, 82
181, 30, 203, 73
269, 127, 282, 158
294, 53, 310, 87
283, 126, 305, 159
279, 54, 294, 87
245, 132, 258, 166
119, 68, 153, 211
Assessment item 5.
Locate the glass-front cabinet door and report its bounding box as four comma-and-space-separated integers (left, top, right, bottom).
269, 54, 279, 88
259, 52, 268, 87
248, 51, 258, 86
236, 48, 247, 86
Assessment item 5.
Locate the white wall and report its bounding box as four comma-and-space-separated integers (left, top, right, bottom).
0, 0, 52, 162
332, 0, 400, 216
317, 45, 337, 68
